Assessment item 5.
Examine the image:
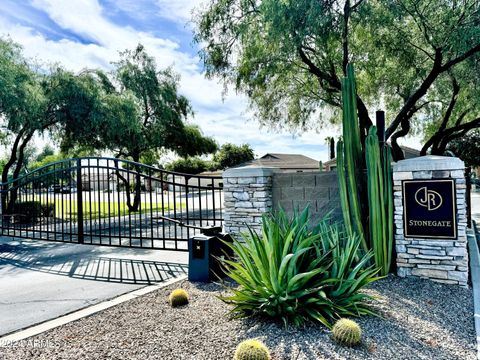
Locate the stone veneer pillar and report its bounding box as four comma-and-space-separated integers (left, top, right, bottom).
222, 166, 275, 237
393, 156, 468, 286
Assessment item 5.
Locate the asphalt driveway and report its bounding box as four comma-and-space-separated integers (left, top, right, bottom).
0, 237, 187, 336
472, 188, 480, 223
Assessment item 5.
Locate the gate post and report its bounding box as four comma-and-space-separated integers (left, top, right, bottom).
393, 155, 468, 287
222, 166, 275, 237
76, 159, 84, 244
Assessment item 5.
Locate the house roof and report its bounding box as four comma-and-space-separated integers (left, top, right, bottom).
401, 145, 421, 159
237, 153, 320, 170
322, 145, 421, 169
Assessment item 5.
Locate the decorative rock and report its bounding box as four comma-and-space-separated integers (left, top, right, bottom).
411, 268, 448, 279
413, 171, 432, 179
233, 192, 250, 201
447, 271, 468, 282
446, 247, 467, 256
393, 172, 413, 180
450, 170, 464, 178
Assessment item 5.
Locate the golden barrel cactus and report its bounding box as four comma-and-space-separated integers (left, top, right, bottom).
233, 339, 271, 360
168, 288, 189, 307
332, 318, 362, 346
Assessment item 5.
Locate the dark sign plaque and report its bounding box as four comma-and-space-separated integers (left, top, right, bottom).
403, 179, 457, 239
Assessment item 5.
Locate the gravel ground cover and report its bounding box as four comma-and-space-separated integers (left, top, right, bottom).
0, 275, 474, 360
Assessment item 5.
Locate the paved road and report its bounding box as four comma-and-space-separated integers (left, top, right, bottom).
472, 188, 480, 224
0, 237, 187, 336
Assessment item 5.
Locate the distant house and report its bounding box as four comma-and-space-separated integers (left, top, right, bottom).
236, 153, 320, 172
323, 145, 421, 171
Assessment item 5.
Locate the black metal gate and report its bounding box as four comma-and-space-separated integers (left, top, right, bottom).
0, 157, 224, 251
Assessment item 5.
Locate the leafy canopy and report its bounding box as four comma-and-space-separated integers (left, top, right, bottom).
212, 143, 254, 169
165, 157, 215, 174
64, 45, 218, 162
446, 131, 480, 168
195, 1, 480, 157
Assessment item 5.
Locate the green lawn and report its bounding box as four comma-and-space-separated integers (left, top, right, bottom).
29, 196, 183, 220
54, 200, 180, 220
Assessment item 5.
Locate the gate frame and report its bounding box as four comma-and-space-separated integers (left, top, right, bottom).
0, 157, 224, 250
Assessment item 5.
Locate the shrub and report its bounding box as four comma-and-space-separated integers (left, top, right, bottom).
41, 203, 55, 218
332, 318, 362, 346
220, 208, 380, 328
233, 339, 271, 360
169, 289, 189, 307
212, 143, 254, 170
165, 157, 215, 174
12, 202, 55, 223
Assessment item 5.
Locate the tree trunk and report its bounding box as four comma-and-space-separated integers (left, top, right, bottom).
6, 132, 34, 213
130, 153, 142, 212
1, 131, 24, 213
115, 153, 142, 212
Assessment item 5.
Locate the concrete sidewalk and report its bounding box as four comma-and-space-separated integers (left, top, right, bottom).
0, 237, 187, 336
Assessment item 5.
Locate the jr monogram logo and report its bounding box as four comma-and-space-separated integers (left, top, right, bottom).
414, 186, 443, 211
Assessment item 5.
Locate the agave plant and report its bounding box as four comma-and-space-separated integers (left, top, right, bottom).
219, 208, 380, 328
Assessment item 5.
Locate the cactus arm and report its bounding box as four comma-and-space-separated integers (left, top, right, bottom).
336, 140, 353, 237
341, 68, 367, 252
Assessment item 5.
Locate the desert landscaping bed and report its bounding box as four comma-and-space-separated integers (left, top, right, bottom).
0, 275, 475, 360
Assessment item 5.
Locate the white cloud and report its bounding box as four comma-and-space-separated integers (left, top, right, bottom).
155, 0, 207, 25
0, 0, 335, 162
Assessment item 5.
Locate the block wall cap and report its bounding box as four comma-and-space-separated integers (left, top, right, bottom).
223, 166, 276, 178
393, 155, 464, 172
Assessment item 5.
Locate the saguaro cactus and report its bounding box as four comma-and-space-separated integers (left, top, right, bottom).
337, 64, 394, 273
337, 64, 367, 252
366, 127, 393, 275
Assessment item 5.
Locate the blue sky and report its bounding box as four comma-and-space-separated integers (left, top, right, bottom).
0, 0, 344, 162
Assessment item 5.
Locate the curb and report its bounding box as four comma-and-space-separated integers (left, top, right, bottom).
469, 221, 480, 359
0, 274, 187, 346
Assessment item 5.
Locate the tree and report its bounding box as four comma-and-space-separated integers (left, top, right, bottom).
212, 143, 255, 169
66, 45, 218, 163
165, 157, 214, 174
446, 131, 480, 168
34, 145, 55, 163
63, 45, 218, 211
0, 39, 109, 212
0, 38, 46, 187
194, 0, 480, 160
420, 63, 480, 155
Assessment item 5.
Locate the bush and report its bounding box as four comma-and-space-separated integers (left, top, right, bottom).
332, 318, 362, 346
165, 157, 215, 174
212, 143, 254, 170
10, 201, 54, 224
220, 208, 380, 327
169, 289, 189, 307
233, 339, 271, 360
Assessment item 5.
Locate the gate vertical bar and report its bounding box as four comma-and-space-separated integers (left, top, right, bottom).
77, 158, 84, 244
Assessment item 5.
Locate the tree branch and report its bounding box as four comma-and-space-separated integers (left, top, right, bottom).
386, 49, 443, 139
297, 47, 341, 89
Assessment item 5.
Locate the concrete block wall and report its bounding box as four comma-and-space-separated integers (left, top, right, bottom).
394, 156, 468, 287
272, 171, 341, 223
